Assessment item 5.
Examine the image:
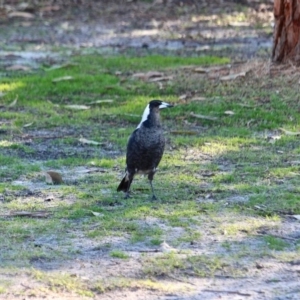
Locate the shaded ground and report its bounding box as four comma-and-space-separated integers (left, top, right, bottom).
0, 0, 273, 60
1, 1, 300, 300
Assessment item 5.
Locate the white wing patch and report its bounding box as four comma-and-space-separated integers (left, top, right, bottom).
136, 104, 150, 128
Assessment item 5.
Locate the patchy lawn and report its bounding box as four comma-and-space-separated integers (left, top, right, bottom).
0, 51, 299, 299
0, 1, 298, 299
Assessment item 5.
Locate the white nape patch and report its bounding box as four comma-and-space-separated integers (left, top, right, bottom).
136, 104, 150, 128
159, 102, 171, 109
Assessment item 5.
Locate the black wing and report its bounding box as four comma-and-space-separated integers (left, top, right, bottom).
126, 127, 165, 172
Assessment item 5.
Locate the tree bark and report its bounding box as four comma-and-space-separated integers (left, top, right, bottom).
272, 0, 300, 63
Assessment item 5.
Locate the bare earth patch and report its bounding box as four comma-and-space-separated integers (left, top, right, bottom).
0, 204, 299, 299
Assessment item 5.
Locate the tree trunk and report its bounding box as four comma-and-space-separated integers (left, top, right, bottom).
272, 0, 300, 63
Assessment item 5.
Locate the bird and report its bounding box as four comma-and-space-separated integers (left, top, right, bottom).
117, 99, 173, 200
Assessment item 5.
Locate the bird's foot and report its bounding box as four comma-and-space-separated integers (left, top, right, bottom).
151, 194, 158, 201
124, 192, 131, 199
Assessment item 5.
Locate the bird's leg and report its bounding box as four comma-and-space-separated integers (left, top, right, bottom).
149, 180, 157, 200
124, 180, 133, 199
148, 171, 157, 200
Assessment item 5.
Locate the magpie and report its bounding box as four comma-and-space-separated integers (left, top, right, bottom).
117, 100, 173, 200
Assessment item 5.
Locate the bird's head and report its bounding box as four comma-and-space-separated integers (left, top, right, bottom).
137, 100, 173, 128
149, 100, 174, 110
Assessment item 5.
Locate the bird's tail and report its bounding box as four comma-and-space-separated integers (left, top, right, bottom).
117, 174, 132, 193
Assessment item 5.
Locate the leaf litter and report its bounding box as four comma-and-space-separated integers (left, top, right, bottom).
45, 171, 63, 185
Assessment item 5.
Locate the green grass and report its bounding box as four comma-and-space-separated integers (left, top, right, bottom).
0, 52, 299, 297
263, 236, 290, 251
142, 252, 245, 278
110, 250, 130, 259
31, 269, 94, 297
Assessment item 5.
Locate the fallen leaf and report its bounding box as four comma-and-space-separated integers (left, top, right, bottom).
89, 99, 114, 105
229, 21, 250, 27
255, 262, 264, 269
44, 195, 54, 202
193, 67, 208, 73
202, 172, 215, 177
279, 128, 300, 136
76, 167, 104, 174
179, 94, 187, 100
52, 76, 73, 83
224, 110, 235, 115
268, 135, 281, 144
23, 122, 34, 128
238, 103, 255, 108
157, 82, 163, 90
132, 71, 164, 80
220, 72, 246, 81
91, 211, 104, 217
78, 137, 101, 145
8, 96, 18, 107
46, 63, 78, 71
148, 76, 173, 82
190, 112, 218, 121
160, 241, 178, 253
8, 11, 35, 19
64, 104, 90, 110
191, 97, 206, 101
45, 171, 63, 184
247, 119, 254, 127
209, 65, 231, 72
254, 205, 267, 211
40, 5, 60, 12
6, 65, 31, 71
132, 72, 148, 79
